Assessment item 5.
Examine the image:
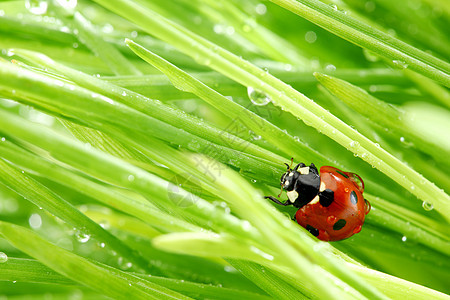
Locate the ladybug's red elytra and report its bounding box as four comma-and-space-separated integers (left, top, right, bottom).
265, 159, 371, 241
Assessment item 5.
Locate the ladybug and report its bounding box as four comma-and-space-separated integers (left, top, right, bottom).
265, 159, 371, 241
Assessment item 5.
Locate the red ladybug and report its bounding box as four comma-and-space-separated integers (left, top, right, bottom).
265, 159, 371, 241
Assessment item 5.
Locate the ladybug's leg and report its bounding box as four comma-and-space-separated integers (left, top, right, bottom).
264, 196, 292, 206
318, 189, 334, 207
292, 162, 306, 172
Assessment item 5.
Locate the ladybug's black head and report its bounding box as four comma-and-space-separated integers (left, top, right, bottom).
280, 170, 298, 191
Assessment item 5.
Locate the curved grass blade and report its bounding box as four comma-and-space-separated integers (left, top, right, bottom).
0, 258, 270, 300
0, 159, 154, 273
0, 140, 199, 233
268, 0, 450, 86
0, 108, 262, 242
8, 51, 284, 167
0, 222, 192, 300
125, 39, 332, 165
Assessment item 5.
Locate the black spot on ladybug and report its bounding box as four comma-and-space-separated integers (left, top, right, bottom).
350, 191, 358, 205
333, 219, 347, 231
336, 170, 349, 178
306, 224, 319, 237
319, 188, 334, 207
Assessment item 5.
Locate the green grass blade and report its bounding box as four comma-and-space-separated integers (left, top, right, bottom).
125, 38, 331, 165
0, 159, 155, 273
9, 50, 284, 167
0, 222, 192, 300
0, 140, 198, 233
269, 0, 450, 86
0, 258, 270, 300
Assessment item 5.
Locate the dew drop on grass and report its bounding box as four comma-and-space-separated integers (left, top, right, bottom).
25, 0, 48, 15
392, 60, 408, 69
305, 31, 317, 43
241, 220, 251, 231
55, 0, 77, 10
75, 230, 91, 243
325, 64, 336, 72
255, 3, 267, 15
28, 213, 42, 229
118, 257, 133, 270
247, 87, 271, 106
422, 201, 434, 211
0, 252, 8, 263
401, 236, 407, 242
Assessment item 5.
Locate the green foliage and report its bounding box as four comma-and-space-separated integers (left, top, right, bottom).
0, 0, 449, 299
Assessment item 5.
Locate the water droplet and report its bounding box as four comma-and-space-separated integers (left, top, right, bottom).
224, 265, 235, 272
75, 230, 91, 243
127, 175, 135, 182
99, 242, 106, 248
130, 31, 138, 38
401, 236, 407, 242
225, 26, 235, 35
422, 201, 433, 211
330, 4, 338, 11
392, 60, 408, 69
28, 213, 42, 229
241, 220, 251, 231
325, 64, 336, 72
118, 257, 133, 270
0, 252, 8, 263
1, 137, 5, 142
55, 0, 77, 10
348, 140, 360, 149
121, 91, 127, 96
284, 64, 292, 71
365, 1, 376, 12
247, 87, 271, 106
305, 31, 317, 43
255, 3, 267, 15
25, 0, 48, 15
102, 23, 114, 34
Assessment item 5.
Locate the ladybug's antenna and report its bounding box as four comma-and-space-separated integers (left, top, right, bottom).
284, 158, 295, 171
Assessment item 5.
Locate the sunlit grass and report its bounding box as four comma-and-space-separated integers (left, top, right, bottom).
0, 0, 449, 299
